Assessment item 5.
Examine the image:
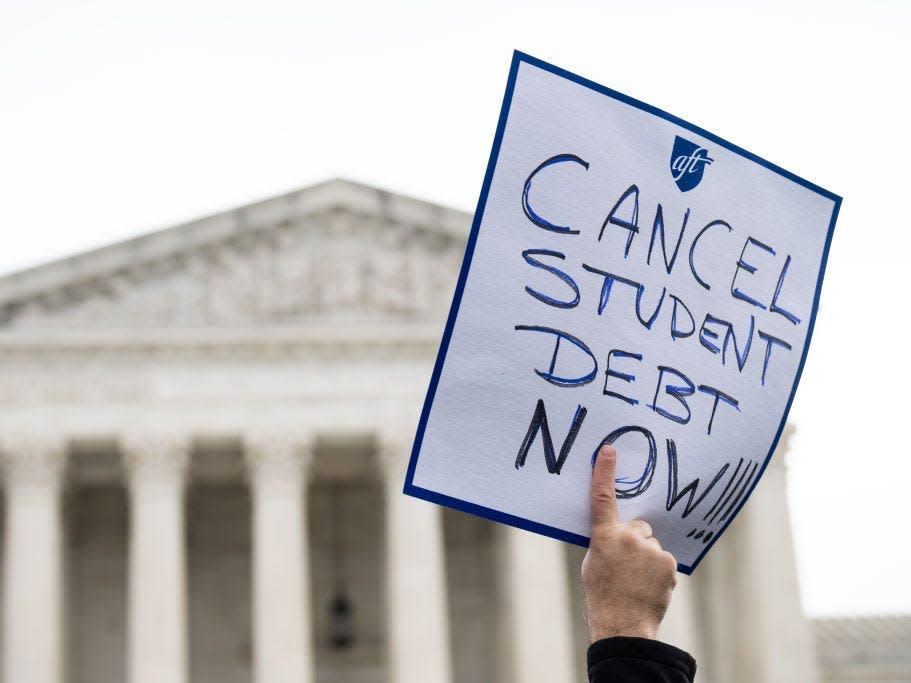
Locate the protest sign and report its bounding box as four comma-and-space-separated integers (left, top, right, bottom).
405, 51, 840, 572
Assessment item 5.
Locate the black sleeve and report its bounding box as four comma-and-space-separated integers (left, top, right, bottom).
587, 637, 696, 683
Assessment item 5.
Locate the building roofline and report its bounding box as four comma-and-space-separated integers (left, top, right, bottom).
0, 177, 471, 306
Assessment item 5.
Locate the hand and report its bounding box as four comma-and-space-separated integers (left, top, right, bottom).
581, 444, 678, 642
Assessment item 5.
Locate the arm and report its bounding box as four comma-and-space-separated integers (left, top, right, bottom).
582, 445, 697, 683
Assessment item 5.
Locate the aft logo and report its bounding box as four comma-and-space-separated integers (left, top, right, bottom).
670, 136, 713, 192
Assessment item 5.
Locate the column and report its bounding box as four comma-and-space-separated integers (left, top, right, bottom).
692, 527, 741, 683
381, 436, 452, 683
731, 425, 818, 683
245, 433, 314, 683
695, 424, 817, 683
124, 434, 190, 683
1, 434, 65, 683
497, 526, 575, 683
657, 574, 701, 662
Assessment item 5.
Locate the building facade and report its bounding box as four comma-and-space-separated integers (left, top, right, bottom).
813, 616, 911, 683
0, 179, 817, 683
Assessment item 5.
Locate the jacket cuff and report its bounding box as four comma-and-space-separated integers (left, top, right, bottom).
587, 636, 697, 681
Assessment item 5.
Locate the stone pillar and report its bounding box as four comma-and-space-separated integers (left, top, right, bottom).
380, 436, 452, 683
245, 433, 314, 683
657, 574, 701, 661
694, 425, 817, 683
1, 434, 66, 683
693, 530, 740, 683
730, 425, 818, 683
497, 526, 575, 683
124, 434, 190, 683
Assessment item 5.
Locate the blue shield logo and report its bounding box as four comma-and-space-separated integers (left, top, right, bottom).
669, 136, 713, 192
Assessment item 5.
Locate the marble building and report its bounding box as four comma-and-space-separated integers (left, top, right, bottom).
0, 179, 816, 683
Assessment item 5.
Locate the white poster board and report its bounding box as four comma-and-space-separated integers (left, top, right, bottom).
405, 51, 840, 572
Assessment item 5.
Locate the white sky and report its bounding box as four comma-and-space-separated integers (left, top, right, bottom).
2, 0, 909, 617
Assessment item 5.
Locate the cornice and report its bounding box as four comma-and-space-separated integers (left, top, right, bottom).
0, 323, 445, 357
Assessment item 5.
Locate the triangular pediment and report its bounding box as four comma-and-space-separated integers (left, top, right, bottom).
0, 179, 470, 331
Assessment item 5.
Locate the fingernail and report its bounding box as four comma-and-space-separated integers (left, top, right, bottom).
600, 445, 616, 459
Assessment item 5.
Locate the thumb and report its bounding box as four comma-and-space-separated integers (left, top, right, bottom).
591, 444, 620, 530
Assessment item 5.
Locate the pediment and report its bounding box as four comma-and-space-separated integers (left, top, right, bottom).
0, 180, 470, 331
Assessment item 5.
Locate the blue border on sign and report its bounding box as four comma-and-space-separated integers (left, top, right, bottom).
403, 50, 842, 574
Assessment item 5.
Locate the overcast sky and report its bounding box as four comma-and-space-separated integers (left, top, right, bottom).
2, 0, 909, 617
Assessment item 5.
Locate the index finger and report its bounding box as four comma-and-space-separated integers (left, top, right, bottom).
591, 444, 620, 530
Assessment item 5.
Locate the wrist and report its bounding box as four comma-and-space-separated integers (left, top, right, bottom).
588, 618, 659, 643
